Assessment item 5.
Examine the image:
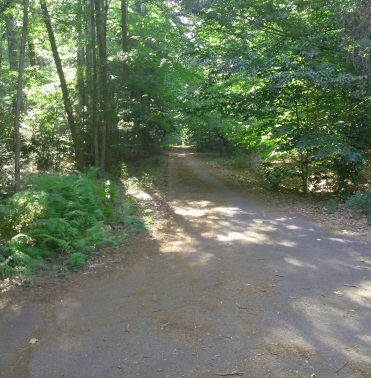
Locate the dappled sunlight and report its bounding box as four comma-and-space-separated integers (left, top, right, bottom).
174, 200, 212, 208
284, 224, 302, 230
359, 335, 371, 347
328, 237, 352, 244
217, 231, 246, 242
343, 282, 371, 308
175, 208, 206, 217
216, 230, 269, 244
172, 200, 241, 219
283, 256, 316, 268
274, 217, 289, 222
289, 290, 371, 365
251, 220, 278, 232
295, 296, 358, 333
150, 151, 371, 374
213, 206, 241, 216
277, 240, 298, 248
132, 191, 153, 201
11, 150, 369, 378
160, 238, 197, 254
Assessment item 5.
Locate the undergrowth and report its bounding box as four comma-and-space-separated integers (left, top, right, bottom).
346, 188, 371, 222
214, 156, 247, 169
0, 154, 166, 280
0, 169, 122, 278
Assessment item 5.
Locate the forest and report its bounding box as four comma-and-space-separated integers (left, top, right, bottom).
1, 0, 371, 277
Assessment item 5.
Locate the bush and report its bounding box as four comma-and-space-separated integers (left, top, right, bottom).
326, 198, 340, 214
0, 169, 115, 278
258, 163, 293, 191
346, 188, 371, 221
67, 252, 87, 267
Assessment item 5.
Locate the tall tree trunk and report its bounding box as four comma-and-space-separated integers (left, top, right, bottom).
121, 0, 128, 91
94, 0, 110, 172
40, 0, 84, 171
86, 0, 100, 167
295, 99, 308, 194
14, 0, 29, 192
76, 46, 86, 134
76, 0, 87, 137
5, 14, 18, 70
0, 29, 3, 69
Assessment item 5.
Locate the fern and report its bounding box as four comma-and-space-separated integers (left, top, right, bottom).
0, 262, 31, 279
0, 247, 33, 278
85, 222, 116, 246
0, 170, 117, 278
0, 191, 48, 238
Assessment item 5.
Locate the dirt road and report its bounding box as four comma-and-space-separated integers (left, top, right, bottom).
1, 148, 371, 377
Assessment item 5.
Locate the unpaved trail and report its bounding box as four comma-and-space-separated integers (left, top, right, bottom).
1, 148, 371, 378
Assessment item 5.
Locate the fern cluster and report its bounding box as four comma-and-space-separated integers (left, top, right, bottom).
0, 169, 115, 278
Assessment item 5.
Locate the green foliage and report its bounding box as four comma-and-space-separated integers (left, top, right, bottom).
258, 163, 295, 191
141, 172, 162, 186
346, 188, 371, 221
181, 0, 370, 193
146, 155, 165, 168
0, 170, 114, 278
326, 198, 340, 214
121, 198, 137, 216
110, 162, 129, 182
122, 216, 146, 233
0, 191, 49, 238
215, 156, 246, 169
115, 199, 147, 233
67, 252, 87, 267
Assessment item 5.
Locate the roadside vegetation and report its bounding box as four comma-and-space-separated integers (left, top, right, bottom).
0, 157, 164, 279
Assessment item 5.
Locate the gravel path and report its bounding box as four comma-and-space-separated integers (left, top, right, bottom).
1, 148, 371, 377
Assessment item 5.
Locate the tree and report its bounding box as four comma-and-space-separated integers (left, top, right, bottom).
14, 0, 28, 192
121, 0, 128, 91
5, 13, 17, 70
40, 0, 84, 171
2, 0, 369, 196
177, 0, 369, 193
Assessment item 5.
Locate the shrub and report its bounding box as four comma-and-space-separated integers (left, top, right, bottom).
258, 163, 291, 191
0, 169, 115, 278
326, 198, 340, 214
346, 188, 371, 221
67, 252, 87, 267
